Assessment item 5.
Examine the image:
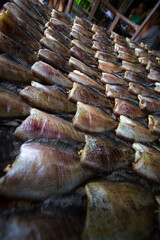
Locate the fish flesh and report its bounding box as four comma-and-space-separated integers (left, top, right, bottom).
38, 49, 72, 73
51, 9, 72, 25
0, 87, 31, 119
146, 60, 160, 72
83, 181, 156, 240
95, 51, 117, 63
154, 82, 160, 93
50, 17, 71, 32
68, 70, 104, 91
40, 37, 70, 58
0, 141, 91, 201
98, 60, 122, 73
80, 135, 134, 173
132, 143, 160, 183
71, 39, 95, 56
69, 57, 100, 79
101, 73, 128, 86
135, 48, 149, 57
138, 57, 152, 66
74, 16, 91, 31
113, 98, 147, 118
147, 69, 160, 82
92, 24, 109, 37
73, 101, 117, 132
117, 51, 138, 63
14, 108, 85, 142
92, 41, 113, 52
122, 61, 146, 73
92, 32, 112, 45
70, 29, 92, 45
20, 81, 76, 113
115, 115, 159, 142
68, 82, 112, 108
46, 21, 70, 38
31, 61, 72, 88
72, 24, 93, 38
148, 115, 160, 135
138, 94, 160, 113
128, 82, 154, 96
123, 71, 151, 84
105, 84, 136, 100
114, 43, 134, 54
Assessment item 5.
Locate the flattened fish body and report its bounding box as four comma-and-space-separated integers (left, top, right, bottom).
148, 115, 160, 135
51, 9, 73, 25
92, 41, 113, 52
105, 84, 136, 100
98, 60, 121, 73
124, 71, 150, 84
118, 51, 138, 63
138, 95, 160, 113
101, 73, 128, 86
72, 24, 93, 38
128, 82, 153, 96
122, 61, 146, 73
147, 69, 160, 82
70, 30, 92, 45
71, 39, 95, 55
95, 51, 117, 63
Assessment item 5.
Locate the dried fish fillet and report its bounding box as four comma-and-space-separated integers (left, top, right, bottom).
147, 69, 160, 82
154, 82, 160, 93
124, 71, 150, 84
114, 43, 134, 54
74, 16, 92, 30
148, 115, 160, 135
101, 73, 128, 86
135, 48, 148, 57
71, 39, 95, 55
98, 60, 122, 73
92, 24, 109, 37
105, 84, 136, 100
70, 29, 92, 45
118, 51, 138, 63
138, 95, 160, 113
92, 32, 112, 45
95, 51, 117, 62
72, 24, 93, 38
122, 61, 146, 73
51, 9, 72, 25
92, 41, 113, 52
44, 27, 70, 47
128, 82, 153, 96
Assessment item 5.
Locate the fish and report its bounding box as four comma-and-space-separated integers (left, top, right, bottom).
113, 36, 127, 46
114, 43, 134, 54
29, 0, 51, 16
46, 21, 70, 38
72, 24, 93, 38
135, 48, 149, 57
128, 42, 139, 49
50, 17, 71, 32
132, 143, 160, 183
74, 16, 92, 31
138, 94, 160, 113
68, 70, 104, 91
115, 115, 159, 142
138, 57, 152, 66
92, 41, 113, 52
105, 84, 136, 100
146, 60, 160, 72
51, 9, 73, 25
91, 24, 109, 37
128, 82, 154, 96
113, 98, 147, 118
123, 70, 151, 84
95, 51, 117, 63
98, 60, 122, 73
154, 82, 160, 93
72, 101, 117, 132
0, 141, 91, 201
69, 57, 100, 79
14, 108, 85, 142
101, 73, 128, 86
118, 51, 138, 63
31, 61, 72, 88
92, 32, 112, 45
147, 69, 160, 82
111, 32, 125, 41
40, 37, 70, 58
122, 61, 146, 73
27, 0, 50, 21
38, 49, 72, 73
148, 115, 160, 136
0, 87, 31, 119
70, 29, 93, 45
70, 46, 98, 66
20, 81, 76, 113
71, 39, 95, 56
68, 82, 113, 108
80, 135, 134, 173
83, 181, 157, 240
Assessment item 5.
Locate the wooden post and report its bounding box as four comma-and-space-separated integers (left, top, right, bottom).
65, 0, 74, 13
88, 0, 100, 21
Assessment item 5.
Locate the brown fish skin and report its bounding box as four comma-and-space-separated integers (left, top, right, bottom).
92, 41, 113, 52
92, 32, 112, 45
80, 135, 134, 173
124, 71, 151, 84
74, 16, 91, 31
148, 115, 160, 135
83, 181, 157, 240
113, 98, 147, 118
122, 61, 146, 74
40, 37, 70, 58
70, 29, 92, 45
101, 73, 128, 86
73, 101, 117, 133
46, 21, 70, 38
51, 9, 72, 25
115, 115, 159, 143
135, 48, 149, 57
98, 60, 122, 73
72, 24, 93, 38
38, 49, 72, 73
71, 39, 95, 56
0, 87, 31, 119
0, 142, 91, 201
68, 82, 112, 108
114, 43, 134, 54
95, 51, 117, 63
118, 51, 138, 63
50, 17, 71, 32
154, 82, 160, 93
70, 46, 98, 67
146, 60, 160, 72
14, 108, 85, 142
31, 61, 72, 88
91, 24, 110, 37
147, 69, 160, 82
20, 81, 76, 113
105, 84, 136, 100
68, 70, 104, 91
138, 57, 152, 66
128, 82, 154, 96
132, 143, 160, 183
138, 94, 160, 113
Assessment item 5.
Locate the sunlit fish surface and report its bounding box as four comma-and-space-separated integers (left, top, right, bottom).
71, 39, 95, 55
124, 70, 151, 84
70, 29, 92, 45
128, 82, 154, 96
114, 43, 134, 54
117, 51, 138, 63
95, 51, 117, 62
148, 115, 160, 136
14, 108, 85, 142
51, 9, 73, 25
138, 95, 160, 113
147, 69, 160, 82
105, 84, 136, 99
92, 41, 113, 52
92, 32, 112, 45
115, 115, 159, 142
73, 102, 117, 132
74, 16, 92, 30
98, 60, 122, 73
72, 24, 93, 38
101, 73, 128, 86
122, 61, 146, 73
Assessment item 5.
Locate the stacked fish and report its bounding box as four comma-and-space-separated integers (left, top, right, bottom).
0, 0, 160, 239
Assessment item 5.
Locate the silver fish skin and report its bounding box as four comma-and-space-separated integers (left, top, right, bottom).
70, 29, 93, 45
68, 82, 112, 109
74, 16, 92, 31
80, 135, 134, 173
101, 73, 128, 86
105, 84, 136, 100
146, 60, 160, 72
51, 9, 72, 25
124, 71, 151, 84
113, 98, 147, 118
138, 94, 160, 113
128, 82, 154, 96
118, 51, 138, 63
147, 69, 160, 82
98, 60, 122, 73
73, 101, 117, 133
69, 57, 100, 79
114, 43, 134, 54
95, 51, 117, 63
154, 82, 160, 93
132, 143, 160, 183
138, 57, 152, 66
92, 41, 113, 52
0, 142, 91, 201
115, 115, 159, 143
20, 81, 76, 113
122, 61, 146, 73
135, 48, 149, 57
72, 24, 93, 38
148, 115, 160, 136
71, 39, 95, 56
14, 108, 85, 142
68, 70, 104, 91
31, 61, 73, 88
92, 32, 112, 45
83, 181, 156, 240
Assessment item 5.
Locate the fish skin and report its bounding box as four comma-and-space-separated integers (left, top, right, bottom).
138, 57, 151, 66
101, 73, 128, 86
72, 24, 93, 39
0, 87, 31, 119
91, 24, 110, 37
83, 181, 156, 240
0, 142, 91, 201
74, 16, 92, 31
71, 39, 95, 56
148, 115, 160, 135
128, 82, 154, 96
46, 21, 70, 38
146, 60, 160, 72
118, 51, 138, 63
147, 69, 160, 82
51, 9, 73, 25
80, 135, 134, 173
138, 94, 160, 112
28, 0, 51, 16
50, 17, 71, 33
105, 84, 136, 100
70, 29, 93, 45
114, 43, 134, 54
95, 51, 117, 63
70, 46, 98, 67
135, 48, 148, 57
68, 82, 112, 108
98, 60, 122, 73
113, 98, 147, 118
68, 70, 104, 91
154, 82, 160, 93
40, 37, 70, 58
14, 108, 85, 142
92, 41, 113, 52
115, 115, 159, 142
132, 143, 160, 183
124, 70, 151, 84
92, 32, 112, 46
122, 61, 146, 73
20, 81, 76, 113
38, 49, 72, 73
73, 101, 117, 132
32, 61, 73, 88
